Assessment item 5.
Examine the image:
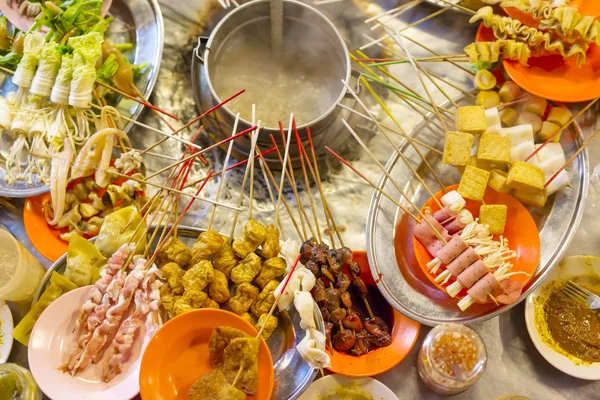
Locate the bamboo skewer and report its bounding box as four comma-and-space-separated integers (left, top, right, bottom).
292, 122, 322, 243
208, 113, 241, 230
340, 119, 447, 243
546, 127, 600, 187
526, 99, 599, 162
434, 0, 476, 15
368, 0, 425, 30
401, 34, 475, 76
325, 146, 419, 221
342, 80, 445, 207
359, 55, 469, 65
275, 115, 294, 236
249, 106, 259, 221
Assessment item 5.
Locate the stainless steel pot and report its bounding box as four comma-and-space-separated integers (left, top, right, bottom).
191, 0, 354, 166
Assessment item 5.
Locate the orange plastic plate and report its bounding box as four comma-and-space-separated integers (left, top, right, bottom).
139, 309, 274, 400
476, 0, 600, 102
24, 193, 69, 262
326, 251, 420, 377
412, 185, 540, 300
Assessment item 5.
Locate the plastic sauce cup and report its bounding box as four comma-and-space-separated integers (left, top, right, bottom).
0, 229, 45, 303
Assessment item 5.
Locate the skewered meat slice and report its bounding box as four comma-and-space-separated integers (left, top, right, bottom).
352, 277, 368, 298
313, 279, 326, 303
446, 247, 479, 277
413, 215, 452, 256
300, 239, 317, 264
339, 247, 353, 265
321, 267, 336, 284
369, 331, 392, 348
332, 329, 356, 352
327, 251, 343, 275
328, 307, 347, 324
323, 287, 341, 312
348, 261, 361, 280
342, 312, 363, 332
336, 273, 351, 293
364, 316, 391, 335
341, 291, 352, 309
467, 272, 503, 304
436, 236, 468, 266
311, 244, 330, 264
320, 307, 330, 322
351, 330, 370, 356
305, 259, 320, 277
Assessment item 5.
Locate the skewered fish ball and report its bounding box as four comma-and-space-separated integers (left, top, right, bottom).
474, 69, 497, 90
183, 260, 215, 291
157, 236, 192, 267
255, 313, 278, 340
262, 224, 281, 258
333, 329, 356, 351
498, 81, 521, 103
229, 282, 259, 315
160, 262, 186, 295
208, 269, 231, 304
476, 90, 501, 109
343, 312, 364, 333
213, 239, 238, 278
250, 280, 279, 317
499, 108, 518, 126
191, 230, 224, 264
523, 97, 547, 117
230, 252, 262, 285
254, 257, 286, 289
516, 111, 542, 133
233, 220, 267, 258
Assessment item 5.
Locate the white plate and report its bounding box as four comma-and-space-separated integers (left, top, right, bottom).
525, 255, 600, 380
28, 286, 150, 399
0, 301, 14, 363
297, 374, 399, 400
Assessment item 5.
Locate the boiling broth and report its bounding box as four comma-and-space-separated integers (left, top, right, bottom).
210, 17, 344, 128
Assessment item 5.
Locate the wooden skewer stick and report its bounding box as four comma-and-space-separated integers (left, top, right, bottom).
342, 80, 446, 207
249, 106, 259, 221
325, 146, 418, 221
145, 126, 258, 180
368, 0, 425, 29
256, 254, 302, 339
292, 122, 322, 243
401, 34, 475, 76
305, 128, 344, 248
526, 98, 599, 162
208, 113, 241, 230
360, 54, 469, 64
435, 0, 476, 15
341, 119, 448, 243
275, 115, 294, 235
545, 126, 600, 187
497, 95, 532, 110
385, 26, 450, 132
360, 6, 451, 50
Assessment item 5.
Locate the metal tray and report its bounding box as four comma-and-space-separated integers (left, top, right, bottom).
33, 225, 322, 400
366, 97, 589, 326
423, 0, 479, 14
0, 0, 164, 198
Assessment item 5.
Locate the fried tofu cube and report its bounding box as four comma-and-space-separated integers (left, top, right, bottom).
513, 189, 547, 207
506, 161, 545, 194
488, 169, 511, 193
479, 204, 507, 235
458, 166, 490, 201
443, 131, 474, 166
477, 134, 511, 164
455, 106, 487, 134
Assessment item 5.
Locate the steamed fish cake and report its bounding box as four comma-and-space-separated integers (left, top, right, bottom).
188, 369, 246, 400
209, 326, 250, 366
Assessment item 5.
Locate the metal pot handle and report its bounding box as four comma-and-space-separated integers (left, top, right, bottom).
343, 67, 363, 97
193, 36, 210, 63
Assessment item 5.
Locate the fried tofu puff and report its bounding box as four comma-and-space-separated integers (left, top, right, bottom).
213, 238, 239, 278
183, 260, 215, 291
204, 299, 220, 309
222, 337, 260, 396
188, 369, 246, 400
228, 282, 259, 315
160, 262, 185, 295
191, 230, 225, 264
230, 253, 261, 285
240, 312, 254, 325
173, 289, 208, 316
255, 314, 278, 340
208, 326, 250, 366
250, 280, 279, 318
254, 257, 286, 289
208, 270, 231, 304
261, 224, 281, 259
157, 236, 191, 267
233, 220, 267, 258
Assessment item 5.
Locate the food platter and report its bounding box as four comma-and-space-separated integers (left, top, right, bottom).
297, 374, 399, 400
366, 96, 589, 326
0, 0, 164, 198
32, 225, 323, 400
0, 301, 13, 363
525, 255, 600, 380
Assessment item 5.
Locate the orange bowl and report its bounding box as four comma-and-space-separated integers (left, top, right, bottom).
412, 184, 540, 300
326, 251, 420, 377
476, 1, 600, 102
24, 193, 69, 262
139, 309, 274, 400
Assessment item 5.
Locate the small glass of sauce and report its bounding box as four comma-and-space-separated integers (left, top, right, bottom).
417, 324, 487, 395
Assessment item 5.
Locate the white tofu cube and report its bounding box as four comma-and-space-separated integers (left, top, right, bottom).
540, 155, 565, 177
441, 190, 466, 211
485, 107, 501, 127
545, 169, 569, 196
510, 140, 535, 163
500, 124, 534, 147
484, 124, 502, 135
535, 143, 566, 164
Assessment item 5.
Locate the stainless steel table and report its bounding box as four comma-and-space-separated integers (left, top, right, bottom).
4, 0, 600, 399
